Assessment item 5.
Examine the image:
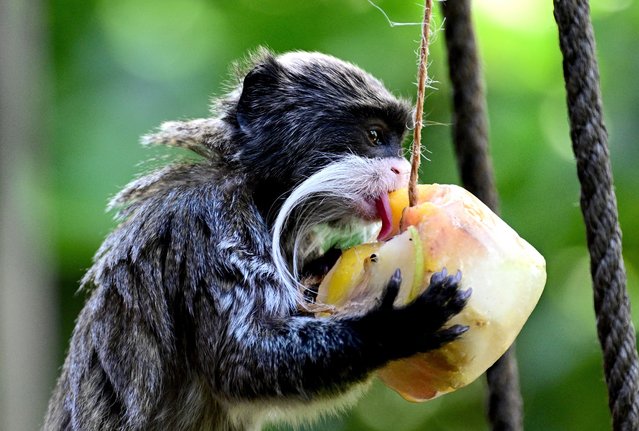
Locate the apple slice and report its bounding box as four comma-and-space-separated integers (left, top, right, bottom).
316, 184, 546, 401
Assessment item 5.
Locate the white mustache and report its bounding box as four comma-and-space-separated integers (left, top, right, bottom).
271, 155, 410, 297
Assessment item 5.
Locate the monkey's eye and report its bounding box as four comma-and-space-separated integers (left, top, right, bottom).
367, 128, 384, 146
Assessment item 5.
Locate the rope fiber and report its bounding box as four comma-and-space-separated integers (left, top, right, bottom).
439, 1, 523, 429
554, 1, 639, 429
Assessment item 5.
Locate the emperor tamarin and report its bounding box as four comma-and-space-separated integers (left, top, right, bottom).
44, 50, 470, 431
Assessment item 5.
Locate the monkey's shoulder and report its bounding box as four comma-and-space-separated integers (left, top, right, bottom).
89, 162, 274, 289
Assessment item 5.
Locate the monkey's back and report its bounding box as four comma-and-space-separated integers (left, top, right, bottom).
44, 162, 298, 430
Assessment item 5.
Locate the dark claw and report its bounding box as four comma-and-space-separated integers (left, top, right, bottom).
429, 267, 447, 286
459, 287, 473, 302
430, 324, 470, 349
390, 268, 402, 287
380, 269, 402, 310
452, 269, 462, 284
447, 324, 470, 336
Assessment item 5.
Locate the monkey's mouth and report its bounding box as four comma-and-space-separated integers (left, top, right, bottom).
359, 194, 394, 241
298, 194, 394, 305
374, 194, 393, 241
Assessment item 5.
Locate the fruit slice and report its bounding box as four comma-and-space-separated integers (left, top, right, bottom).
316, 243, 380, 307
316, 184, 546, 401
318, 228, 422, 310
364, 226, 421, 306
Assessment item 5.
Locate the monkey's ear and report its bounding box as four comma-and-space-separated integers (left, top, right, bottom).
142, 118, 234, 159
236, 55, 284, 131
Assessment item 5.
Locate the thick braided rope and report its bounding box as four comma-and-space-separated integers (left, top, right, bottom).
554, 1, 639, 429
439, 1, 523, 430
439, 0, 498, 210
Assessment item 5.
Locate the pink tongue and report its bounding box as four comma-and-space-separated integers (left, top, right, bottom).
375, 194, 393, 241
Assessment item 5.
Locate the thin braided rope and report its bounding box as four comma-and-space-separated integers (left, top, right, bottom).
554, 1, 639, 429
409, 0, 433, 207
439, 1, 523, 430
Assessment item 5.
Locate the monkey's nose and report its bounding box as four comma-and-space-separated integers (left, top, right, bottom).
390, 158, 411, 177
388, 158, 411, 189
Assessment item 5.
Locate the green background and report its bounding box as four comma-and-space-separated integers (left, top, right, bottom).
6, 0, 639, 430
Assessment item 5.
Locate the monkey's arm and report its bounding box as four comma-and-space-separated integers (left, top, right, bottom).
81, 173, 468, 405
195, 270, 469, 401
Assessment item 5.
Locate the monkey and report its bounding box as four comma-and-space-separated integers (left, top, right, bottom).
44, 49, 471, 431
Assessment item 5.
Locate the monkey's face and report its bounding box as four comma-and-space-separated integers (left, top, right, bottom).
230, 51, 413, 196
231, 51, 416, 283
271, 154, 411, 294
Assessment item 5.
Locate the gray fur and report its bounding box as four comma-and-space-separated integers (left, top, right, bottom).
44, 50, 469, 431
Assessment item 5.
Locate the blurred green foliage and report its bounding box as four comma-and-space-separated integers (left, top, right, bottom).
47, 0, 639, 430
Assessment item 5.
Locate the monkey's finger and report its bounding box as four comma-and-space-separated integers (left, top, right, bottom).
428, 267, 448, 287
380, 269, 402, 310
423, 324, 469, 351
450, 288, 472, 311
419, 269, 462, 307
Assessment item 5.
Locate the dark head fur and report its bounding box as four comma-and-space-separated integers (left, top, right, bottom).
228, 50, 412, 185
238, 55, 410, 227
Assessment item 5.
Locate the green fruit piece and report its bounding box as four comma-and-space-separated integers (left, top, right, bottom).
406, 225, 424, 301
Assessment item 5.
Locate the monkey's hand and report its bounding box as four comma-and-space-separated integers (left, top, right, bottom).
350, 269, 471, 363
